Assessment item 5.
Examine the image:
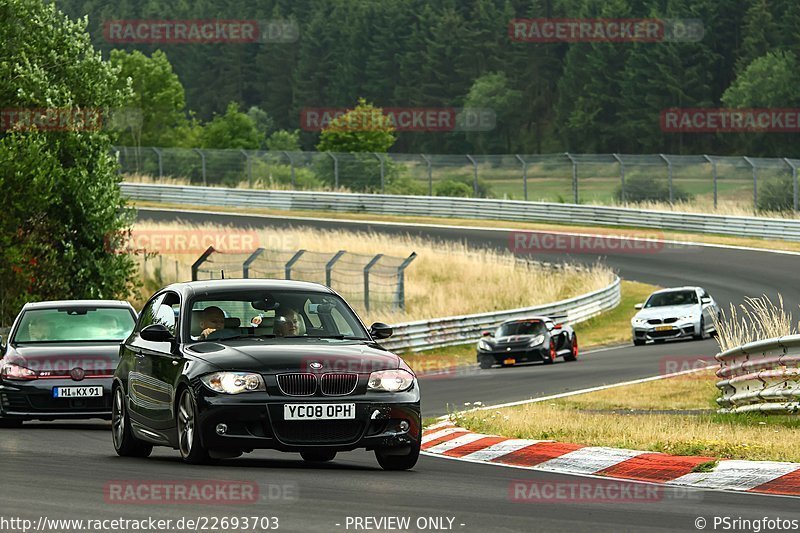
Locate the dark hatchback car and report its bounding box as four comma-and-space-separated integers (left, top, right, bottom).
476, 316, 578, 369
112, 279, 421, 470
0, 300, 137, 427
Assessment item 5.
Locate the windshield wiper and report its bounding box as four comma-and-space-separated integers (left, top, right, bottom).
281, 335, 368, 340
205, 334, 276, 341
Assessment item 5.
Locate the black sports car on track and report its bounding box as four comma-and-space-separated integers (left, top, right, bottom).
112, 279, 421, 470
476, 316, 578, 369
0, 300, 138, 427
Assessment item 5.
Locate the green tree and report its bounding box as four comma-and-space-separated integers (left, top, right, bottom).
246, 106, 276, 149
317, 99, 396, 153
736, 0, 778, 73
200, 102, 262, 150
463, 72, 524, 153
110, 49, 189, 147
0, 0, 138, 324
266, 129, 301, 152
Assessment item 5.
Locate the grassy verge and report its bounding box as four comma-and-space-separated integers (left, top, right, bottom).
452, 369, 800, 462
405, 280, 657, 375
132, 200, 800, 254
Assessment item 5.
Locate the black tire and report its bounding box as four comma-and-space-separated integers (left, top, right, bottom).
301, 450, 337, 462
654, 339, 666, 344
563, 334, 578, 362
177, 388, 213, 465
479, 356, 494, 369
633, 339, 646, 346
542, 339, 557, 364
112, 386, 153, 458
375, 427, 421, 471
693, 318, 706, 340
0, 417, 23, 429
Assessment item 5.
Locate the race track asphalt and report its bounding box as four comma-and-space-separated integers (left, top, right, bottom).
2, 207, 799, 533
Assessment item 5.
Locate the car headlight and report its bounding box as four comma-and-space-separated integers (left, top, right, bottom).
368, 369, 414, 392
200, 372, 266, 394
528, 335, 545, 346
0, 362, 38, 380
632, 317, 647, 326
478, 339, 491, 351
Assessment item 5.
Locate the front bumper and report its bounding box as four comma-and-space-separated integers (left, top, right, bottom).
194, 386, 421, 453
632, 322, 697, 342
0, 378, 113, 420
477, 346, 548, 364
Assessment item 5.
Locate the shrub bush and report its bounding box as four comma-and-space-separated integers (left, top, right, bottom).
613, 174, 691, 203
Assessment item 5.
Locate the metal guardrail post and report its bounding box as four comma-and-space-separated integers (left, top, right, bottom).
744, 156, 757, 212
325, 250, 346, 287
373, 153, 385, 193
326, 152, 339, 189
240, 149, 252, 187
421, 154, 433, 196
193, 148, 207, 186
565, 153, 578, 203
363, 254, 384, 313
242, 248, 265, 278
284, 250, 306, 280
152, 147, 163, 179
784, 158, 799, 212
703, 155, 717, 208
659, 154, 673, 204
612, 154, 625, 203
466, 155, 478, 197
394, 252, 417, 311
282, 151, 296, 189
515, 155, 528, 201
191, 246, 216, 281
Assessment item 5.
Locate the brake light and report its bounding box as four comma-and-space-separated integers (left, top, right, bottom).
0, 363, 38, 380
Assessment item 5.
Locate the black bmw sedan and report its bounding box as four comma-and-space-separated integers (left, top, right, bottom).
0, 300, 137, 427
112, 279, 421, 470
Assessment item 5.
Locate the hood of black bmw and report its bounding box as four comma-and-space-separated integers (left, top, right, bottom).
185, 339, 400, 374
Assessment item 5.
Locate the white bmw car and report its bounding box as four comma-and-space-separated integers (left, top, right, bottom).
631, 286, 721, 346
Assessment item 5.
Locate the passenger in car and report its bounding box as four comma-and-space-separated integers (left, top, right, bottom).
275, 308, 303, 337
198, 306, 225, 340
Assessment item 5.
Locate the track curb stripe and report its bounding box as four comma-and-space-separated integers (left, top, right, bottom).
422, 425, 800, 497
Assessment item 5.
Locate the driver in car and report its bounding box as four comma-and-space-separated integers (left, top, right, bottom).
198, 306, 225, 340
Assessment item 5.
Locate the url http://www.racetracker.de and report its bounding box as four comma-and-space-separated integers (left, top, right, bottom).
0, 515, 281, 532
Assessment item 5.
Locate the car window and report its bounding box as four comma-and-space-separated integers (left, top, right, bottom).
136, 294, 164, 333
13, 306, 136, 344
496, 320, 547, 337
645, 290, 699, 308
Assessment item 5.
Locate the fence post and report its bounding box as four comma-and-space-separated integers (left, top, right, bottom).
240, 149, 252, 187
326, 152, 339, 189
421, 154, 433, 196
284, 250, 306, 280
363, 254, 384, 313
659, 154, 673, 204
152, 147, 163, 179
373, 153, 385, 193
704, 155, 717, 208
565, 153, 578, 203
785, 158, 799, 212
744, 156, 757, 212
191, 246, 216, 281
466, 154, 478, 197
242, 248, 265, 278
282, 151, 296, 189
612, 154, 625, 203
325, 250, 346, 287
193, 148, 207, 186
515, 155, 528, 201
395, 252, 417, 311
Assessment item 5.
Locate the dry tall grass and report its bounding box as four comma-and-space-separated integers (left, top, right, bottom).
129, 221, 615, 324
712, 295, 798, 352
608, 197, 799, 219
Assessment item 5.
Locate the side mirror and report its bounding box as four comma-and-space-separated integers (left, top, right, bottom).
140, 324, 175, 343
481, 330, 493, 337
701, 297, 712, 304
369, 322, 393, 340
634, 303, 643, 310
0, 335, 5, 355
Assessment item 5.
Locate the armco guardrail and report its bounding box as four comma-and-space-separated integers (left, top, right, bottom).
381, 276, 620, 353
716, 336, 800, 414
122, 183, 800, 242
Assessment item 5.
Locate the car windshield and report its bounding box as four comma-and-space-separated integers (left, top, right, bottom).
13, 307, 135, 344
188, 289, 369, 342
495, 320, 547, 337
645, 290, 698, 308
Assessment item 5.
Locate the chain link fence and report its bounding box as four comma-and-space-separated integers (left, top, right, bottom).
115, 146, 800, 212
191, 246, 416, 313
